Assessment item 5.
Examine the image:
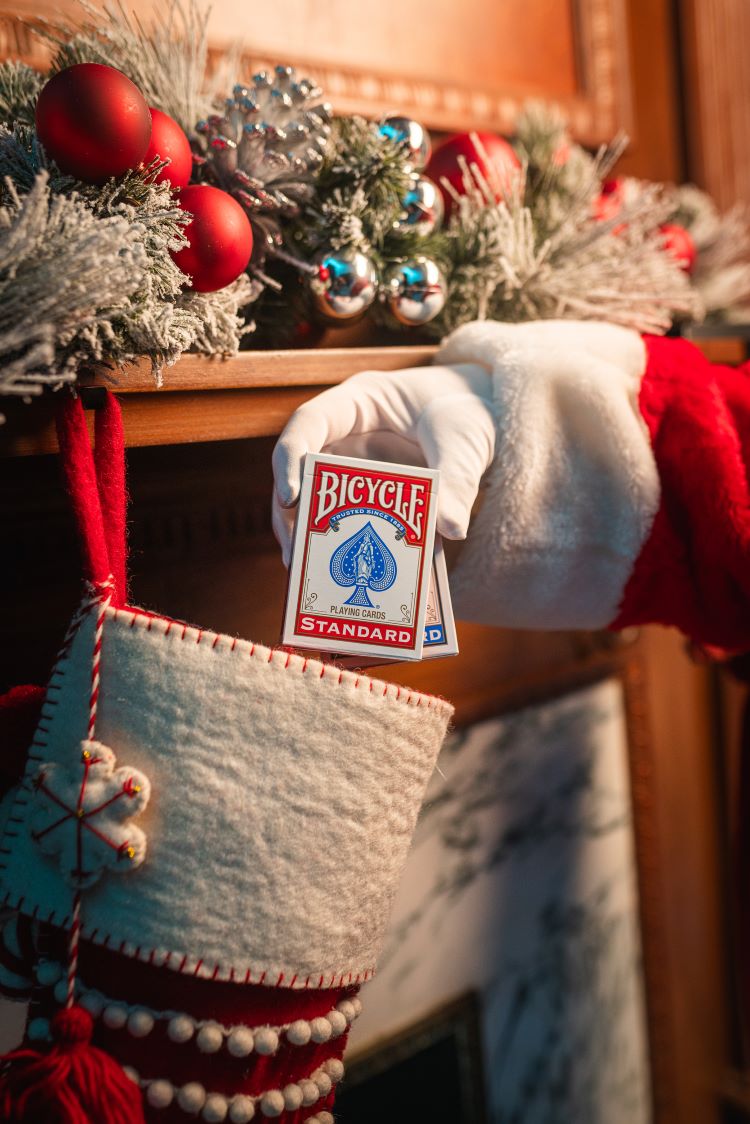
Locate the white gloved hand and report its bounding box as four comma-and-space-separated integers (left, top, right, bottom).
272, 363, 496, 565
272, 318, 658, 633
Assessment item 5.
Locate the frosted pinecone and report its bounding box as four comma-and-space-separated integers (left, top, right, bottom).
197, 66, 331, 219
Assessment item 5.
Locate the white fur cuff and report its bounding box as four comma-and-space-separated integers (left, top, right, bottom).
437, 320, 658, 629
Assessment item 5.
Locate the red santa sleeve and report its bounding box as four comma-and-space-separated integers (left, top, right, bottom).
610, 334, 750, 650
436, 321, 750, 650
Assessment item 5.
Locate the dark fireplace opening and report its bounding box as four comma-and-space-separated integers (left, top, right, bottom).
335, 993, 488, 1124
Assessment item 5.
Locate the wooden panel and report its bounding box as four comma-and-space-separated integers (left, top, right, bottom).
212, 0, 581, 100
0, 0, 685, 183
0, 0, 632, 145
722, 1069, 750, 1116
616, 0, 685, 183
680, 0, 750, 210
0, 0, 688, 179
683, 336, 749, 366
636, 628, 729, 1124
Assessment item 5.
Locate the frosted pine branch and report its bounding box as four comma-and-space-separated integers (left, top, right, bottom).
430, 141, 700, 337
178, 273, 259, 356
0, 173, 149, 398
675, 183, 750, 321
0, 62, 43, 129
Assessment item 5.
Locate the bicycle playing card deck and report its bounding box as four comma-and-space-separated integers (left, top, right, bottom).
282, 453, 458, 662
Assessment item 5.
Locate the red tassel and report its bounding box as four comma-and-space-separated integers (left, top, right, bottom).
0, 1005, 145, 1123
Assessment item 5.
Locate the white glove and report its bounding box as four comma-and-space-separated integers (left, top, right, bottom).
272, 319, 658, 632
272, 362, 496, 565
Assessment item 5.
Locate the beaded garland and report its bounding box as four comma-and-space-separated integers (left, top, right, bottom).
120, 1058, 343, 1121
34, 961, 361, 1058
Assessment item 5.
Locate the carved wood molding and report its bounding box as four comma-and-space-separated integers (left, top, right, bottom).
0, 0, 632, 147
224, 0, 631, 145
0, 12, 35, 62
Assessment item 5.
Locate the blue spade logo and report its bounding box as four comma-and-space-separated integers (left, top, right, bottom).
329, 521, 397, 608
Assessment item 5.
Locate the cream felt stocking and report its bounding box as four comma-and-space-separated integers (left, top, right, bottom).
0, 393, 452, 1123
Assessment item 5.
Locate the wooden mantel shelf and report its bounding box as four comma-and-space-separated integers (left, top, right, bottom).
0, 346, 438, 457
90, 347, 440, 394
0, 334, 745, 457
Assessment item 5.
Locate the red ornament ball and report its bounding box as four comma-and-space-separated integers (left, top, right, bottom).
659, 222, 696, 273
425, 131, 520, 215
593, 177, 624, 223
171, 185, 253, 292
142, 107, 193, 188
35, 63, 152, 184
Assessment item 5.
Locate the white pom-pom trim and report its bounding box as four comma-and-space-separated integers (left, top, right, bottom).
138, 1062, 344, 1117
299, 1079, 321, 1107
253, 1027, 279, 1056
177, 1082, 207, 1113
327, 1009, 348, 1036
147, 1080, 175, 1109
79, 990, 106, 1018
312, 1016, 335, 1044
168, 1014, 196, 1043
228, 1096, 255, 1122
259, 1089, 285, 1118
286, 1019, 312, 1046
227, 1027, 254, 1057
196, 1023, 224, 1054
203, 1093, 229, 1122
35, 960, 62, 987
102, 1003, 128, 1030
128, 1009, 155, 1038
282, 1084, 303, 1111
335, 998, 359, 1024
26, 1017, 51, 1042
71, 976, 362, 1057
314, 1071, 333, 1097
323, 1057, 345, 1082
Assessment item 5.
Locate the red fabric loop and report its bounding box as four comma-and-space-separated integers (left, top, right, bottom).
94, 395, 128, 608
55, 394, 127, 607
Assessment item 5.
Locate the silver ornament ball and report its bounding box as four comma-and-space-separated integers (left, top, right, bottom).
309, 247, 378, 323
379, 115, 431, 170
393, 174, 444, 237
383, 257, 447, 327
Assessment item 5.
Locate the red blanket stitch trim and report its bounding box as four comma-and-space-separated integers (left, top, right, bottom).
110, 603, 451, 714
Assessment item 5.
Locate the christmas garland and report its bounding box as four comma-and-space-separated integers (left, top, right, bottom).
0, 0, 748, 406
